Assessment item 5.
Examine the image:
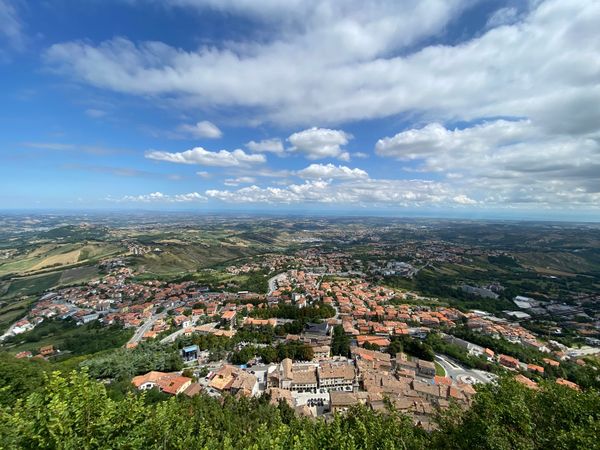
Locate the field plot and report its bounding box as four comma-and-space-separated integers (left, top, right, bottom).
0, 296, 36, 333
132, 243, 263, 277
30, 249, 81, 271
3, 272, 62, 299
58, 266, 99, 285
0, 243, 123, 277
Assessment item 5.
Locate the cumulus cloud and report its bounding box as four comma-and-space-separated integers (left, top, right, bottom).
375, 120, 534, 161
296, 163, 368, 180
145, 146, 265, 166
246, 138, 284, 155
177, 120, 222, 138
288, 127, 352, 160
113, 191, 207, 202
376, 119, 600, 206
206, 178, 475, 206
43, 0, 600, 131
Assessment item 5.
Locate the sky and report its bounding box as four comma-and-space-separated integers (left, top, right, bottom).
0, 0, 599, 220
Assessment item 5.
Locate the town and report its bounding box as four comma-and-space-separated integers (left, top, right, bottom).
3, 240, 597, 429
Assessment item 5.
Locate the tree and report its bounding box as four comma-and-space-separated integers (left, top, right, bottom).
331, 325, 350, 357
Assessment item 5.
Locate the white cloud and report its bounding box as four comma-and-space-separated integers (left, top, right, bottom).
196, 170, 211, 178
145, 146, 265, 166
224, 176, 256, 186
296, 163, 368, 180
246, 138, 284, 155
206, 178, 475, 206
288, 127, 352, 160
375, 120, 534, 161
0, 0, 24, 52
114, 191, 207, 202
486, 7, 520, 28
43, 0, 600, 132
85, 108, 107, 118
38, 0, 600, 212
376, 119, 600, 206
177, 120, 222, 138
453, 194, 477, 205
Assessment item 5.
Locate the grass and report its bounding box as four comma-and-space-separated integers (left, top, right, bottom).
3, 272, 62, 299
58, 265, 99, 285
133, 243, 262, 276
0, 243, 123, 277
435, 361, 446, 377
30, 249, 81, 271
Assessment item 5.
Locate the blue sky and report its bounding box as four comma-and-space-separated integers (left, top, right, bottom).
1, 0, 599, 220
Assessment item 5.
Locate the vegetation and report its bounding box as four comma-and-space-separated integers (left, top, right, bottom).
2, 319, 133, 356
80, 341, 182, 381
230, 342, 314, 365
331, 325, 350, 357
1, 370, 598, 449
251, 303, 335, 321
387, 335, 435, 362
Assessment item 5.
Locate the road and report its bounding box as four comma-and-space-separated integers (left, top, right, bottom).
127, 311, 165, 346
160, 327, 187, 344
160, 321, 219, 344
267, 272, 287, 295
435, 354, 496, 385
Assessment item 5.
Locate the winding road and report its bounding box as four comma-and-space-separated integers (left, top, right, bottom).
434, 354, 496, 385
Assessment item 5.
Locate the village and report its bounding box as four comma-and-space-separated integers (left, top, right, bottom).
3, 246, 595, 428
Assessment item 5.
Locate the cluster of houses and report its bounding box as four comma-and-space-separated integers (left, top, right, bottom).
131, 344, 475, 429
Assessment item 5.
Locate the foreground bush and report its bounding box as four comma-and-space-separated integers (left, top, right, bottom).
0, 370, 598, 449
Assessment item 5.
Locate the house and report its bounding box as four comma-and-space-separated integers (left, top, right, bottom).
396, 352, 418, 371
556, 378, 580, 391
221, 310, 237, 326
527, 364, 545, 374
330, 391, 359, 413
514, 374, 538, 390
210, 365, 259, 397
173, 315, 192, 328
39, 345, 55, 357
543, 358, 560, 367
318, 362, 355, 391
356, 335, 391, 349
311, 345, 331, 360
499, 354, 520, 369
131, 371, 192, 395
276, 358, 319, 392
12, 319, 34, 335
417, 360, 436, 379
351, 347, 393, 372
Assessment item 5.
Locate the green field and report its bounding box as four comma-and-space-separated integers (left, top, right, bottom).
58, 265, 99, 285
2, 272, 62, 299
132, 243, 264, 276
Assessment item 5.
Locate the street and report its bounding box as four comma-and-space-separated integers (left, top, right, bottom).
435, 354, 496, 385
127, 310, 167, 346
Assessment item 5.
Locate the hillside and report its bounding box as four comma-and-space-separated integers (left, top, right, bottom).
0, 368, 597, 450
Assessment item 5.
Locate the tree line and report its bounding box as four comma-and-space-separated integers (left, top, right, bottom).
0, 369, 598, 449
